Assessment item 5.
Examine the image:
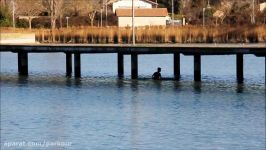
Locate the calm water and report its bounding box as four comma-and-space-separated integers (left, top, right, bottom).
0, 52, 265, 150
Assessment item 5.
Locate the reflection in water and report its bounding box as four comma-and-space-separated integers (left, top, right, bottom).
116, 79, 124, 88
193, 82, 202, 93
173, 81, 181, 90
130, 81, 140, 149
65, 78, 72, 87
236, 84, 244, 93
17, 76, 29, 86
192, 83, 202, 114
152, 80, 162, 91
130, 80, 139, 92
234, 93, 246, 109
74, 78, 82, 87
46, 97, 68, 141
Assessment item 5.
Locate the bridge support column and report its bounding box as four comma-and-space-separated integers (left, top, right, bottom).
131, 54, 138, 79
174, 53, 180, 80
194, 54, 201, 82
236, 54, 244, 83
66, 53, 72, 77
74, 53, 81, 78
118, 53, 124, 78
18, 52, 28, 76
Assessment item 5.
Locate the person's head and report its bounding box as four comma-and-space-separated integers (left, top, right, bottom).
157, 67, 161, 72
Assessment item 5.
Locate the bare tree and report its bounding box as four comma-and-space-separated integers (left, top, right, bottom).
79, 0, 101, 26
14, 0, 44, 29
213, 10, 226, 25
87, 1, 101, 26
42, 0, 64, 30
212, 0, 233, 25
42, 0, 64, 42
4, 0, 43, 29
65, 0, 101, 26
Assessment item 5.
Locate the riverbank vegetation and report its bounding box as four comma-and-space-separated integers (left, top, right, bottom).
1, 0, 265, 43
1, 25, 265, 43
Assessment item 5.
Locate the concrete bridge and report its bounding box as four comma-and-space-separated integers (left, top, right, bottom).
1, 43, 266, 83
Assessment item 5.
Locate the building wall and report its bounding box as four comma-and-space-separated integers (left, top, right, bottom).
260, 2, 266, 12
113, 0, 152, 13
0, 33, 36, 44
118, 17, 167, 27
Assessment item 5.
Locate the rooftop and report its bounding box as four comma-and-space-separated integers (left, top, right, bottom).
108, 0, 158, 5
116, 8, 168, 17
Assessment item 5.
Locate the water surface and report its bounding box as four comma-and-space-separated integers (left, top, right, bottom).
1, 53, 265, 149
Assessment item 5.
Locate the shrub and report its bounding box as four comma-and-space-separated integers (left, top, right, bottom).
0, 6, 12, 27
16, 19, 28, 28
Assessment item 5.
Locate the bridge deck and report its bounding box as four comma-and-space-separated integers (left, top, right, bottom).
1, 43, 265, 55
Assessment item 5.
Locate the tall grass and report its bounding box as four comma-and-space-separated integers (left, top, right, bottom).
1, 25, 266, 43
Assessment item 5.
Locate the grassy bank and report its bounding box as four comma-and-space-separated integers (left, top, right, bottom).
1, 25, 266, 43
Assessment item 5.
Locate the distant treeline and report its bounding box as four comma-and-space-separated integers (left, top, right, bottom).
1, 0, 266, 29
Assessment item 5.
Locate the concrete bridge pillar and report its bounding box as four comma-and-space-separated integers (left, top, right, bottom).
18, 52, 28, 76
74, 53, 81, 78
131, 54, 138, 79
66, 53, 72, 77
194, 54, 201, 82
118, 53, 124, 78
236, 54, 244, 83
174, 53, 180, 80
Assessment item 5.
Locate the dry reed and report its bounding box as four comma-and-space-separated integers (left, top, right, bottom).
1, 25, 265, 44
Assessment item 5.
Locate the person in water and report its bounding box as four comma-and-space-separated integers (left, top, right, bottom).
152, 67, 162, 80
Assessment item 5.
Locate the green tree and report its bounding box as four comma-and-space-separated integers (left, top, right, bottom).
0, 5, 12, 27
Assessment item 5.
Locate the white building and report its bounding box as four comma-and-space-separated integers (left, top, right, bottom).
116, 8, 168, 27
260, 2, 266, 12
111, 0, 158, 13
